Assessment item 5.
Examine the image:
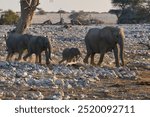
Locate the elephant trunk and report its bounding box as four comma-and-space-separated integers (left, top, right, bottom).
118, 37, 124, 66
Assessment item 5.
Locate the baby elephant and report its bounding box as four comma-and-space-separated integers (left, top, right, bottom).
59, 48, 81, 64
23, 36, 52, 65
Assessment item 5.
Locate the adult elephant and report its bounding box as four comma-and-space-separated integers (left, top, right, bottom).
83, 26, 125, 67
23, 36, 52, 65
5, 32, 31, 61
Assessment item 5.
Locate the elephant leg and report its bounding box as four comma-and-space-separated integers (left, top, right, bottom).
97, 53, 105, 66
35, 54, 39, 63
6, 54, 10, 61
66, 59, 69, 63
97, 51, 105, 66
76, 56, 79, 61
6, 52, 13, 61
73, 56, 78, 62
9, 53, 14, 60
67, 58, 72, 63
76, 56, 80, 62
90, 53, 95, 65
74, 57, 77, 62
121, 59, 124, 66
59, 59, 65, 64
23, 52, 32, 61
45, 50, 50, 65
16, 50, 23, 61
83, 53, 91, 64
120, 51, 124, 66
9, 52, 14, 61
39, 53, 42, 64
113, 45, 120, 67
72, 57, 76, 62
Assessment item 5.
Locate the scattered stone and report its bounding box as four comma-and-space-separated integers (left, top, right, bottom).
27, 78, 54, 87
0, 61, 9, 69
127, 62, 150, 70
27, 91, 44, 100
54, 79, 64, 87
0, 25, 149, 99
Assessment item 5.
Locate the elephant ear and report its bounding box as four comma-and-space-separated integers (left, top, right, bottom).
112, 27, 125, 40
112, 27, 120, 40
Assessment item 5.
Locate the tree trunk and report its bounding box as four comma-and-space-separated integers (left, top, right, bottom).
15, 0, 39, 34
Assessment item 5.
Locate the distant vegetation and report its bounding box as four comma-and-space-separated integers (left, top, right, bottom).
110, 0, 150, 24
57, 10, 68, 14
36, 8, 46, 15
69, 11, 104, 25
0, 10, 19, 25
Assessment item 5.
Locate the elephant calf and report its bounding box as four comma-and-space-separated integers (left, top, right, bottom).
83, 26, 125, 67
23, 36, 52, 65
5, 33, 31, 61
59, 47, 81, 64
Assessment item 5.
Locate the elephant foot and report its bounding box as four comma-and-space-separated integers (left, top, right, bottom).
46, 61, 50, 65
23, 57, 27, 61
96, 63, 102, 67
83, 59, 88, 64
115, 64, 120, 67
91, 62, 96, 66
115, 62, 120, 67
15, 58, 21, 61
120, 63, 124, 66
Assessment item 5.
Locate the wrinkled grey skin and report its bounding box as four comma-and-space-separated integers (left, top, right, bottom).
23, 36, 52, 65
5, 33, 31, 61
59, 47, 81, 64
83, 26, 125, 67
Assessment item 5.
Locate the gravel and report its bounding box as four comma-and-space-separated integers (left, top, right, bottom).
0, 24, 149, 99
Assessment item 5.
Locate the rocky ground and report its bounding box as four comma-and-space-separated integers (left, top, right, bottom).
0, 24, 150, 100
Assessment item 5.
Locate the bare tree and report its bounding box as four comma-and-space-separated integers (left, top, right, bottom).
15, 0, 40, 34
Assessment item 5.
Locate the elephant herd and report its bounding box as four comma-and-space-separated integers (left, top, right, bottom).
4, 26, 125, 67
5, 33, 51, 64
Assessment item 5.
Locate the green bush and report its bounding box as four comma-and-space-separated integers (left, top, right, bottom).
0, 10, 19, 25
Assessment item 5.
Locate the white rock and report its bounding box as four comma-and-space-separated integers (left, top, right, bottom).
55, 79, 64, 86
23, 72, 28, 77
